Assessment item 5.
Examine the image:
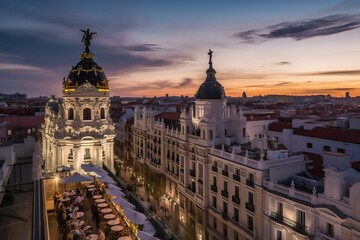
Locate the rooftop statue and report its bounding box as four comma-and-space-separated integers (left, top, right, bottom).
208, 49, 213, 68
81, 28, 97, 53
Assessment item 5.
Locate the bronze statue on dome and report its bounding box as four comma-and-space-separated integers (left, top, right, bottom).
208, 49, 213, 67
81, 28, 97, 53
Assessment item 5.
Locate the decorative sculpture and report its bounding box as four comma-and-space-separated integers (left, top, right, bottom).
81, 28, 97, 53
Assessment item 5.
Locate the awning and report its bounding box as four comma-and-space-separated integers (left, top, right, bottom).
60, 172, 93, 183
138, 231, 159, 240
123, 207, 147, 225
112, 197, 136, 210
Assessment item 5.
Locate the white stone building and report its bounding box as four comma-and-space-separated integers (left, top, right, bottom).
41, 36, 115, 173
128, 50, 308, 240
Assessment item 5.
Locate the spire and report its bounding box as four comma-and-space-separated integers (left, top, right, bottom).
206, 49, 216, 80
208, 49, 213, 68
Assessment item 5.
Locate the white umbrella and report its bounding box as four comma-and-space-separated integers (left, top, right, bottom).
142, 220, 156, 235
113, 197, 136, 210
123, 207, 147, 225
60, 172, 93, 183
138, 231, 159, 240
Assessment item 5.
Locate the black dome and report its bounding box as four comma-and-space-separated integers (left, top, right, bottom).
64, 53, 109, 93
196, 78, 225, 99
195, 67, 225, 100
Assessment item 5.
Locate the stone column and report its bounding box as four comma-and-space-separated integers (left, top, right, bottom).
73, 147, 81, 171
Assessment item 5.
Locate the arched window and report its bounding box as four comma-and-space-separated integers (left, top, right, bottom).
100, 108, 105, 119
83, 108, 92, 120
68, 108, 74, 120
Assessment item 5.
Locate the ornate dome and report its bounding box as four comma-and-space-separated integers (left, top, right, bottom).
63, 29, 109, 93
195, 50, 225, 100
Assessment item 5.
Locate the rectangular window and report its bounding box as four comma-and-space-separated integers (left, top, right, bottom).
234, 231, 239, 240
233, 207, 239, 222
326, 223, 334, 237
213, 217, 217, 229
297, 210, 305, 225
198, 163, 203, 179
213, 176, 217, 186
7, 130, 11, 135
277, 202, 283, 216
223, 223, 227, 238
323, 145, 331, 151
235, 185, 239, 197
242, 128, 246, 137
27, 128, 31, 134
247, 215, 253, 231
248, 192, 254, 205
306, 143, 313, 149
223, 181, 228, 192
212, 196, 217, 208
337, 148, 345, 154
276, 229, 282, 240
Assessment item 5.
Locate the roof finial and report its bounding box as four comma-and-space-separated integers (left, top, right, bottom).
81, 28, 97, 54
208, 49, 213, 68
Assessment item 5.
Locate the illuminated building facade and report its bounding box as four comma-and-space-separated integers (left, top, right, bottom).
41, 32, 115, 173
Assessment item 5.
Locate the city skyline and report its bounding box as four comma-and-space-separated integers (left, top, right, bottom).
1, 0, 360, 98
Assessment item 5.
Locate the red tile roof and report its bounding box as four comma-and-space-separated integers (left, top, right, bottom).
0, 116, 44, 129
294, 126, 360, 144
269, 122, 360, 144
155, 112, 181, 121
268, 122, 292, 132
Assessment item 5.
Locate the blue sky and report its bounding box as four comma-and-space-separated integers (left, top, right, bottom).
1, 0, 360, 97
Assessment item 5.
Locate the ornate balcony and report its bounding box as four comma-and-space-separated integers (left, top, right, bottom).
212, 165, 218, 173
232, 195, 240, 204
245, 202, 255, 212
211, 184, 218, 192
246, 179, 255, 188
222, 169, 229, 177
221, 190, 229, 198
270, 211, 309, 235
232, 174, 240, 182
189, 169, 196, 177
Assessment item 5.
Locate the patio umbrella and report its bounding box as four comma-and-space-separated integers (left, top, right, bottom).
108, 183, 123, 191
97, 175, 117, 184
138, 231, 159, 240
81, 163, 108, 176
142, 220, 156, 235
112, 197, 136, 210
123, 207, 147, 225
106, 188, 126, 198
60, 172, 93, 183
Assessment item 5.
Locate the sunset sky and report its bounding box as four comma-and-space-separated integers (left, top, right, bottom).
1, 0, 360, 97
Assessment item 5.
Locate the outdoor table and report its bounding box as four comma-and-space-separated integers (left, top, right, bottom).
101, 208, 112, 214
87, 184, 95, 188
95, 198, 105, 203
69, 212, 84, 218
97, 203, 108, 208
107, 219, 120, 226
88, 188, 96, 192
71, 220, 84, 227
104, 213, 116, 220
111, 225, 123, 232
93, 195, 102, 199
118, 236, 131, 240
87, 234, 98, 240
